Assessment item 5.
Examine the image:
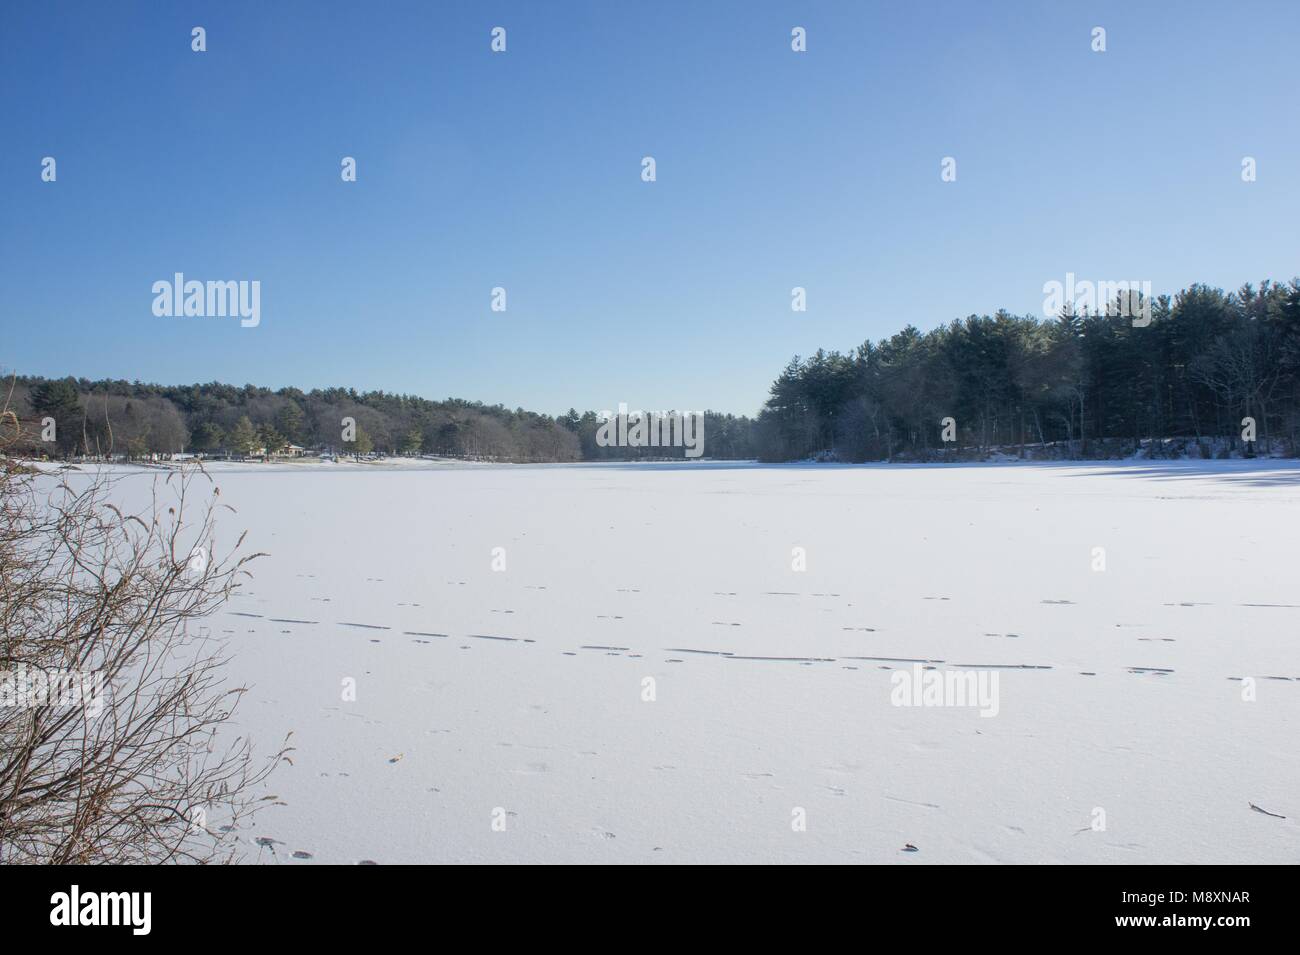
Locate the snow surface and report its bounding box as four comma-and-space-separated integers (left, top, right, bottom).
53, 459, 1300, 863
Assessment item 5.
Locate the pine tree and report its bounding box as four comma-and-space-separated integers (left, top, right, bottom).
229, 416, 258, 456
29, 378, 82, 456
344, 425, 373, 457
276, 403, 304, 444
192, 422, 225, 452
258, 424, 285, 455
398, 428, 423, 454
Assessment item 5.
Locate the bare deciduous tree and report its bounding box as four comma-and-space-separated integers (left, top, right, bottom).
0, 400, 288, 863
1189, 323, 1284, 452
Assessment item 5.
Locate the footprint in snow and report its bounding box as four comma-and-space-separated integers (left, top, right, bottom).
511, 761, 549, 775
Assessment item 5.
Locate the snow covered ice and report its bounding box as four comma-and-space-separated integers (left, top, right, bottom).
71, 459, 1300, 863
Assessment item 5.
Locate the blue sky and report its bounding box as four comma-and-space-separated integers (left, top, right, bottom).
2, 0, 1297, 416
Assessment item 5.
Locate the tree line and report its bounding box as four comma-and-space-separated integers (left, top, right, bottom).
10, 278, 1297, 465
4, 377, 759, 462
753, 279, 1300, 461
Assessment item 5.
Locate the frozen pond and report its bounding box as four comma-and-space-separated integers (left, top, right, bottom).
77, 459, 1300, 863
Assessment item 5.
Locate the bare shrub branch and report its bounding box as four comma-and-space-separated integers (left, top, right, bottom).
1, 405, 287, 863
